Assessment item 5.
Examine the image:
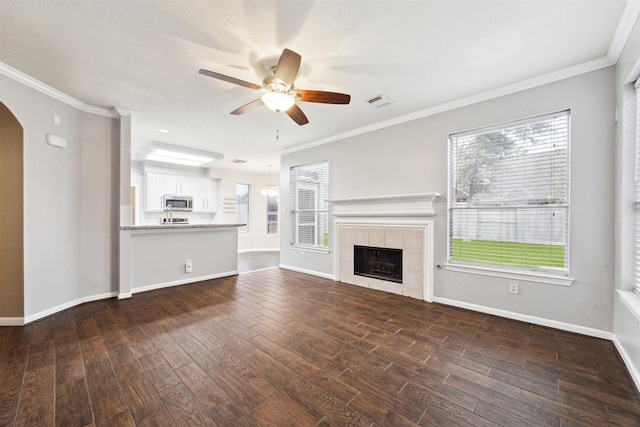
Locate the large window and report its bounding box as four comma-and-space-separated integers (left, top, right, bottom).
290, 161, 329, 248
448, 111, 570, 274
236, 183, 250, 234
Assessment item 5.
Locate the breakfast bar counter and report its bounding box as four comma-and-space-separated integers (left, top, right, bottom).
121, 223, 244, 231
119, 223, 244, 296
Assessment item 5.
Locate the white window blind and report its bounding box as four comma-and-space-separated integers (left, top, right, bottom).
236, 183, 250, 234
267, 188, 278, 235
290, 161, 329, 248
448, 111, 570, 273
634, 81, 640, 295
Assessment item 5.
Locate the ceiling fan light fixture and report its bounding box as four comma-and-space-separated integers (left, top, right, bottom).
200, 48, 350, 125
261, 92, 295, 112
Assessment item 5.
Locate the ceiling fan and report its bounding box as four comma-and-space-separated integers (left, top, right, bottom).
199, 48, 350, 126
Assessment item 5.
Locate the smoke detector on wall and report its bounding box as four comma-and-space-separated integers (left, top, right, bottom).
367, 94, 393, 108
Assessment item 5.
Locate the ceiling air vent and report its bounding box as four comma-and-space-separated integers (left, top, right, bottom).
367, 94, 393, 108
231, 159, 247, 164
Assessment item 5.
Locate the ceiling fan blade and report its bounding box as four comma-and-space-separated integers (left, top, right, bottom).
295, 90, 351, 104
230, 99, 264, 115
286, 103, 309, 126
274, 48, 301, 89
199, 69, 262, 90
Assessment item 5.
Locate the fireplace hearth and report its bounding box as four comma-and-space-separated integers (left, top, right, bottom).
354, 245, 403, 283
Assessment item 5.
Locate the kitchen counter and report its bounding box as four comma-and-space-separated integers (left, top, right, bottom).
120, 223, 244, 230
119, 223, 243, 296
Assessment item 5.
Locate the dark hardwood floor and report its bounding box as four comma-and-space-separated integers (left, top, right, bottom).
1, 268, 638, 426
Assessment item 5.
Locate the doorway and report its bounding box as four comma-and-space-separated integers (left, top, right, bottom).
0, 102, 24, 319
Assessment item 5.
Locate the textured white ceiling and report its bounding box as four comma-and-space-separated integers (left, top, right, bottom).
0, 0, 632, 172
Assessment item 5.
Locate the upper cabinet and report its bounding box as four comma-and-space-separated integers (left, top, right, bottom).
164, 174, 192, 196
146, 173, 165, 211
145, 172, 217, 213
191, 178, 216, 213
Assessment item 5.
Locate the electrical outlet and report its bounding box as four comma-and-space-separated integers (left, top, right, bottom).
509, 283, 519, 294
300, 252, 305, 259
185, 259, 193, 273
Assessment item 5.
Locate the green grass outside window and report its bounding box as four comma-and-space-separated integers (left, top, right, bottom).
450, 239, 565, 269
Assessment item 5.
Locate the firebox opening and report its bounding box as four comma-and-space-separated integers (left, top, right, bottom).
354, 245, 403, 283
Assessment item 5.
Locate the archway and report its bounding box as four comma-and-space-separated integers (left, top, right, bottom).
0, 102, 24, 319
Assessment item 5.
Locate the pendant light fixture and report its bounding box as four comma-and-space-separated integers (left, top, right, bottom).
261, 165, 279, 197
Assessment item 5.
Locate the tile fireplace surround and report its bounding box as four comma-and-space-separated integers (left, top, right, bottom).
330, 193, 439, 302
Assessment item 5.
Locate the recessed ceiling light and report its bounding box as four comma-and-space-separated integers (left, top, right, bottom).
158, 129, 169, 133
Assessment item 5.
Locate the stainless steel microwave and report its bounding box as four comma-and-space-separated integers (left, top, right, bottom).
162, 195, 193, 211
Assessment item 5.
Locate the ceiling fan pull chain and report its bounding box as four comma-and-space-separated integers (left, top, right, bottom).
276, 112, 280, 140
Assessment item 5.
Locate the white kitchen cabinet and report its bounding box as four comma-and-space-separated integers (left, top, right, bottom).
164, 174, 192, 195
191, 177, 217, 212
202, 178, 217, 212
145, 173, 165, 211
145, 172, 217, 213
191, 178, 205, 211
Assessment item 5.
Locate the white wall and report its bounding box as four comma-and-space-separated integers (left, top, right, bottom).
0, 74, 118, 320
281, 67, 616, 334
210, 168, 280, 252
614, 12, 640, 390
129, 227, 238, 292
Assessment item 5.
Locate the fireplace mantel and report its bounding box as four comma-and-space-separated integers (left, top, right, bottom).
329, 192, 440, 217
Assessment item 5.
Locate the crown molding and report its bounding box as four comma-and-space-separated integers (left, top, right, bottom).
284, 4, 638, 156
113, 106, 132, 117
282, 56, 614, 156
607, 0, 640, 63
0, 61, 119, 119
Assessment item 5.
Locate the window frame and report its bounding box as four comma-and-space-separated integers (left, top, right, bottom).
634, 80, 640, 295
266, 186, 278, 235
446, 111, 574, 286
289, 160, 330, 251
236, 183, 250, 235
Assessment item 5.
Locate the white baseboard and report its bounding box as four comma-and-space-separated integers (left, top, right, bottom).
433, 297, 613, 340
131, 271, 238, 294
238, 248, 280, 253
239, 267, 279, 274
0, 317, 25, 326
612, 334, 640, 393
23, 291, 118, 325
278, 264, 335, 280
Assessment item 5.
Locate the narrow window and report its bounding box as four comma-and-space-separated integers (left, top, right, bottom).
290, 161, 329, 248
634, 81, 640, 294
266, 187, 278, 234
236, 183, 250, 234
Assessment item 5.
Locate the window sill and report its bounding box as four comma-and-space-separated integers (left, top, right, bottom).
288, 245, 331, 255
617, 290, 640, 323
443, 263, 574, 286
